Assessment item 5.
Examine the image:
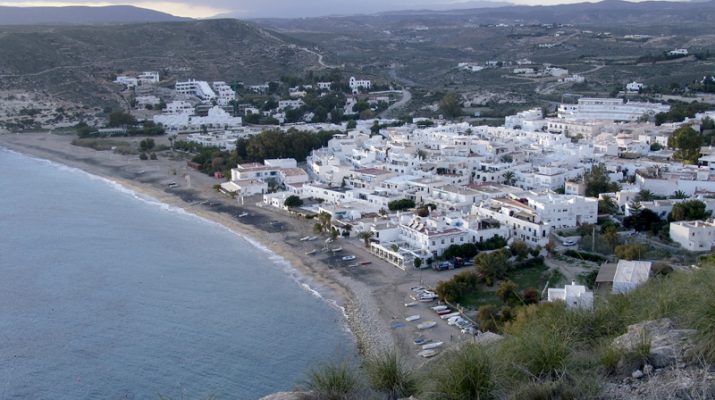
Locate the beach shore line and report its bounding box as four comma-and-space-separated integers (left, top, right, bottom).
0, 133, 402, 357
0, 132, 472, 366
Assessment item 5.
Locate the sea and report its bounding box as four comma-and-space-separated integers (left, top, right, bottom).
0, 147, 356, 399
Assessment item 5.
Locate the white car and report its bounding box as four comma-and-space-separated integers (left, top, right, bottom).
562, 240, 577, 246
342, 255, 356, 261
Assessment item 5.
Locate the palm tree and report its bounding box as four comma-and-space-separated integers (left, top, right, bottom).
357, 231, 374, 248
363, 351, 418, 400
672, 190, 688, 199
637, 189, 655, 202
503, 171, 516, 186
598, 194, 618, 215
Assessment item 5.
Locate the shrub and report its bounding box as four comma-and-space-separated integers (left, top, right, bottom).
305, 362, 360, 400
363, 351, 418, 400
429, 344, 497, 400
139, 152, 148, 160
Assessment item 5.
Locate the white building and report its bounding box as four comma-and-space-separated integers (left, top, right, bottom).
668, 48, 688, 57
114, 76, 138, 88
154, 106, 241, 131
349, 77, 371, 93
137, 71, 160, 84
546, 67, 569, 77
670, 220, 715, 252
212, 82, 236, 106
558, 98, 670, 122
612, 260, 651, 294
219, 179, 268, 196
317, 82, 333, 90
165, 100, 194, 115
175, 79, 217, 102
135, 95, 161, 108
626, 81, 644, 93
547, 282, 594, 310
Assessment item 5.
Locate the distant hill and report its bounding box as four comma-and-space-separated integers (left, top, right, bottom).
0, 19, 327, 107
0, 5, 188, 26
257, 0, 715, 31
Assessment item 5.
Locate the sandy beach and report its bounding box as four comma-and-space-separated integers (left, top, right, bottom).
0, 132, 474, 366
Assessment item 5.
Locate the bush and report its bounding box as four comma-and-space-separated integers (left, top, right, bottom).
387, 198, 415, 211
429, 344, 497, 400
363, 351, 418, 400
305, 362, 361, 400
139, 152, 148, 160
284, 195, 304, 208
563, 250, 605, 263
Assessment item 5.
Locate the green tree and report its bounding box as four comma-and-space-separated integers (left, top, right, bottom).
439, 92, 463, 119
414, 257, 422, 269
670, 199, 710, 221
475, 249, 509, 284
496, 280, 519, 305
284, 195, 303, 208
503, 171, 516, 186
509, 240, 529, 260
357, 231, 374, 248
584, 164, 620, 197
107, 111, 136, 127
346, 120, 357, 130
672, 190, 688, 199
387, 198, 415, 211
139, 138, 155, 151
603, 225, 620, 251
668, 126, 702, 164
615, 243, 644, 260
477, 305, 500, 332
598, 194, 619, 215
636, 189, 655, 202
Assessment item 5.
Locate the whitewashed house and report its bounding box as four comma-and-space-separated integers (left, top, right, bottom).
547, 282, 594, 310
670, 220, 715, 252
612, 260, 651, 294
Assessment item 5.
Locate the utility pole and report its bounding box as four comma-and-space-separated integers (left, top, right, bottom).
592, 225, 596, 252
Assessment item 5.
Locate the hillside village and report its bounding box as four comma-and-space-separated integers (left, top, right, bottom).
37, 43, 715, 400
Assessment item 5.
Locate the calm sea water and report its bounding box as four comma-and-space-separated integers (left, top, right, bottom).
0, 147, 355, 399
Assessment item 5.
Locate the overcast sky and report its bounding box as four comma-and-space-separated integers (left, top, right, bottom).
0, 0, 687, 18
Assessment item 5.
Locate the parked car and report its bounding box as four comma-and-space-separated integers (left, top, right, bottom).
433, 261, 454, 271
562, 240, 577, 246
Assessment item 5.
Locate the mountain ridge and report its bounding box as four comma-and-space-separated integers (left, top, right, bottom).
0, 5, 189, 26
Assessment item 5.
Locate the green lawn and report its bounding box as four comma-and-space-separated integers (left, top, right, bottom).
458, 289, 500, 309
507, 262, 550, 290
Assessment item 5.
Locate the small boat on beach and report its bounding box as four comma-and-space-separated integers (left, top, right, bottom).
422, 341, 444, 350
417, 321, 436, 330
305, 249, 317, 255
238, 212, 248, 217
436, 309, 453, 315
331, 247, 343, 253
359, 261, 371, 265
413, 337, 431, 345
418, 349, 439, 358
405, 315, 421, 322
347, 263, 359, 268
440, 312, 461, 320
299, 236, 310, 241
306, 236, 317, 241
341, 255, 356, 261
404, 302, 418, 307
431, 305, 449, 312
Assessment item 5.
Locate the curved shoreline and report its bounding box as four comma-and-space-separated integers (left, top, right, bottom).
0, 136, 392, 358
